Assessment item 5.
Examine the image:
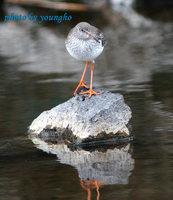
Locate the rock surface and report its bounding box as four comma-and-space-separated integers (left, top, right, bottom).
29, 88, 132, 143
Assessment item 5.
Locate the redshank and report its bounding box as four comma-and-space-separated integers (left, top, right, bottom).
65, 22, 107, 98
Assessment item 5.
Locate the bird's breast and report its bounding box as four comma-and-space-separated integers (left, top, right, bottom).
66, 37, 104, 61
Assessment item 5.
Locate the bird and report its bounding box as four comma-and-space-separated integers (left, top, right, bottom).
65, 22, 107, 98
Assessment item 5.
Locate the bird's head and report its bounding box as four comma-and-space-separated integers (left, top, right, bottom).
75, 22, 106, 47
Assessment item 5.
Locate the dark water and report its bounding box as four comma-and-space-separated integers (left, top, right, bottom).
0, 2, 173, 200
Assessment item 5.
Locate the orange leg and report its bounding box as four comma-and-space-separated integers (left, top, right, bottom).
80, 62, 102, 98
80, 179, 106, 200
80, 180, 93, 200
96, 182, 100, 200
74, 61, 89, 96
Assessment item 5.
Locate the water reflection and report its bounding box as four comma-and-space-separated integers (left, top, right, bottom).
80, 179, 106, 200
29, 134, 134, 199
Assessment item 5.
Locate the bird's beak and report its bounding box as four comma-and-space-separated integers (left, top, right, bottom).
88, 33, 100, 44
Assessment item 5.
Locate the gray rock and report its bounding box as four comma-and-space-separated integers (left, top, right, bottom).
29, 89, 132, 143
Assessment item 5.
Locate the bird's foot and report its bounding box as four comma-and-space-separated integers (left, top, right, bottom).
80, 88, 102, 98
74, 81, 89, 96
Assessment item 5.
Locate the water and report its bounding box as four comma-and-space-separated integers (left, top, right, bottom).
0, 3, 173, 200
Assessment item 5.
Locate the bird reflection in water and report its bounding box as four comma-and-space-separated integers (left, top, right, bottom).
80, 179, 106, 200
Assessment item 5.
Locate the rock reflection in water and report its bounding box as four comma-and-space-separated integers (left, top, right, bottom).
29, 134, 134, 199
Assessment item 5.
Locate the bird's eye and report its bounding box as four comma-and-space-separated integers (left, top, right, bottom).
80, 28, 85, 32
